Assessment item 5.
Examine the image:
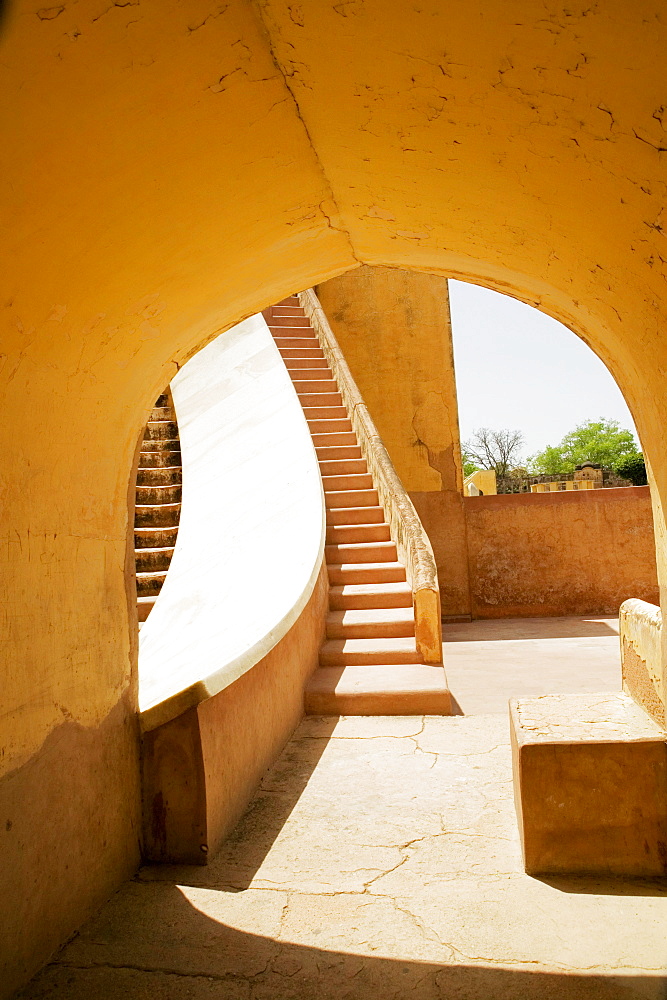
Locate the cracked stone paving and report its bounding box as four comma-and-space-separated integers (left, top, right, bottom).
20, 619, 667, 999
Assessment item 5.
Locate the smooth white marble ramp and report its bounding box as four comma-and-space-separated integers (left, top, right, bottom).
139, 314, 325, 729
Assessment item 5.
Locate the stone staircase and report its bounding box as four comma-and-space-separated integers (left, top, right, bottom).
134, 392, 182, 625
265, 297, 450, 714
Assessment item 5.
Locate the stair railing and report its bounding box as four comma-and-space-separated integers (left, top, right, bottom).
299, 288, 443, 664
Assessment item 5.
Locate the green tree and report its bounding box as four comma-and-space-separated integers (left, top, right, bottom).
528, 419, 640, 474
615, 453, 647, 485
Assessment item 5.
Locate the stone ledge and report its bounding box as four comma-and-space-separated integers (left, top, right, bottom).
510, 692, 667, 876
305, 664, 451, 715
620, 598, 665, 728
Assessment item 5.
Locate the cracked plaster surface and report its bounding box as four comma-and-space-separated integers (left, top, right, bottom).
21, 714, 667, 998
513, 691, 665, 743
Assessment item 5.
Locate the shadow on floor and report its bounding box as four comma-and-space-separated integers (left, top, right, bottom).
538, 874, 667, 897
23, 883, 667, 1000
139, 716, 341, 892
443, 616, 619, 643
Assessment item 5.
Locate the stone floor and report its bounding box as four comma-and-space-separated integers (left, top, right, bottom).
444, 615, 622, 714
21, 618, 667, 999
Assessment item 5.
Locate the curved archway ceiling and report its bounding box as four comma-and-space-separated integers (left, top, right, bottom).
5, 2, 665, 358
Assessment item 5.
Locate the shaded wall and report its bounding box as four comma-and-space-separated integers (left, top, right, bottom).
465, 487, 658, 619
143, 559, 328, 863
317, 267, 470, 617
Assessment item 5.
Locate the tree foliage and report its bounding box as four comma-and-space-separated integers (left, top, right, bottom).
462, 428, 524, 479
615, 453, 647, 486
528, 419, 640, 475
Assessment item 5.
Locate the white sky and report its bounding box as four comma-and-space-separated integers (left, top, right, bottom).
448, 279, 639, 461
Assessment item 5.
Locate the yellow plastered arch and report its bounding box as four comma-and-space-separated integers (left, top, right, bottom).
2, 1, 667, 985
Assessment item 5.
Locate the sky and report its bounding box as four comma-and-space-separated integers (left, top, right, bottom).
448, 279, 639, 462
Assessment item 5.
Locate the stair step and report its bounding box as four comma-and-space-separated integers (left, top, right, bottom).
136, 570, 167, 597
293, 376, 337, 390
137, 466, 182, 486
329, 581, 414, 610
303, 405, 348, 420
325, 489, 379, 509
296, 392, 342, 409
271, 329, 318, 340
284, 357, 328, 370
135, 546, 176, 572
137, 595, 157, 622
305, 665, 450, 715
138, 449, 181, 468
319, 458, 368, 476
135, 502, 182, 528
135, 484, 182, 505
279, 347, 325, 359
273, 337, 319, 350
316, 445, 362, 461
326, 607, 415, 639
326, 522, 391, 543
140, 438, 180, 453
320, 636, 421, 665
326, 540, 397, 564
322, 473, 374, 492
269, 319, 313, 328
326, 505, 385, 525
150, 406, 173, 421
144, 421, 179, 441
267, 315, 311, 326
327, 561, 406, 584
308, 419, 353, 435
311, 431, 357, 447
134, 526, 179, 548
289, 367, 333, 381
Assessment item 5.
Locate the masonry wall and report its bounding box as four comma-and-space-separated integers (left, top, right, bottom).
465, 486, 658, 619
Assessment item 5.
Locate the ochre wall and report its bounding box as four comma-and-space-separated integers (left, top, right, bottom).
317, 268, 470, 617
466, 487, 659, 619
3, 0, 667, 991
0, 4, 354, 992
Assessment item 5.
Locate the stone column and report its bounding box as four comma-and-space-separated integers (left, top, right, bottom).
316, 266, 471, 618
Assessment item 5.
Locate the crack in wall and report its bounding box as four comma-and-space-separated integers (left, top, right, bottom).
249, 1, 362, 266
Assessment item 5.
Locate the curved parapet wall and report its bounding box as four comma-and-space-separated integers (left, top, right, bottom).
139, 313, 327, 861
139, 313, 325, 731
620, 599, 665, 729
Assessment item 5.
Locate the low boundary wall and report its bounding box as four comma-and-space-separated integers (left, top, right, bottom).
465, 486, 658, 619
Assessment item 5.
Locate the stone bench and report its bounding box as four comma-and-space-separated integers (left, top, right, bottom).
510, 692, 667, 876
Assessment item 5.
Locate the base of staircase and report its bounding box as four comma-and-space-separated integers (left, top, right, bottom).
305, 665, 452, 716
